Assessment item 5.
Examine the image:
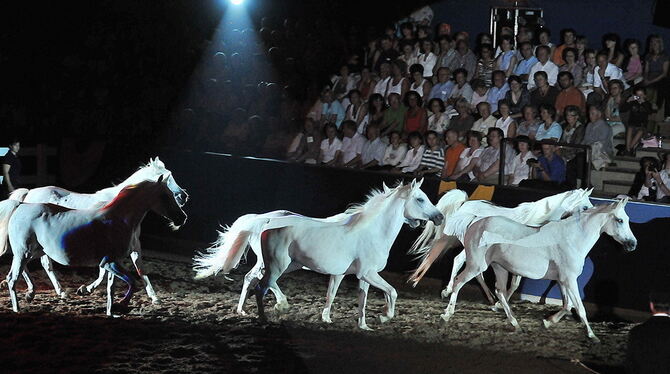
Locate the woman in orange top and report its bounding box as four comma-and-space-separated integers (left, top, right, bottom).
403, 91, 428, 136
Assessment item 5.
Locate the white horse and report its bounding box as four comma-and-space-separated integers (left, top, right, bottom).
5, 157, 188, 304
408, 188, 593, 305
441, 198, 636, 342
1, 176, 187, 315
246, 179, 443, 329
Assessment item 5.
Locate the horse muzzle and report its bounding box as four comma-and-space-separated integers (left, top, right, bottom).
176, 192, 189, 206
430, 213, 445, 226
622, 239, 637, 252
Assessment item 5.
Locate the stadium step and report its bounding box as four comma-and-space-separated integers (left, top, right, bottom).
610, 155, 640, 169
602, 179, 633, 195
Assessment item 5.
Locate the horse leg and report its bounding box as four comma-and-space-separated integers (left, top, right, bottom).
78, 267, 106, 296
565, 278, 599, 343
491, 263, 521, 331
272, 261, 302, 313
100, 258, 137, 315
40, 255, 67, 299
8, 254, 28, 313
442, 250, 466, 299
237, 262, 263, 315
476, 273, 496, 306
442, 258, 487, 323
21, 270, 35, 302
255, 231, 291, 321
357, 280, 372, 330
362, 272, 398, 324
105, 270, 115, 316
130, 250, 160, 305
543, 283, 571, 329
322, 274, 345, 323
507, 274, 522, 301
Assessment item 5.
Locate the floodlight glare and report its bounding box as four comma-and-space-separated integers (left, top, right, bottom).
230, 0, 244, 5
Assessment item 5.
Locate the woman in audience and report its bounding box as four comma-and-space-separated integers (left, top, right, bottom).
450, 98, 476, 139
623, 39, 644, 86
652, 152, 670, 203
576, 35, 589, 66
318, 122, 342, 166
398, 41, 419, 74
559, 48, 583, 87
516, 104, 540, 139
643, 34, 670, 121
449, 130, 484, 181
416, 131, 445, 176
393, 131, 425, 173
382, 131, 408, 167
331, 65, 356, 102
496, 35, 517, 77
417, 38, 438, 78
535, 104, 563, 141
536, 29, 555, 56
605, 79, 626, 136
504, 75, 530, 119
345, 89, 369, 135
495, 100, 517, 138
357, 66, 377, 102
470, 79, 489, 109
471, 101, 496, 143
602, 33, 624, 68
386, 60, 409, 102
507, 135, 534, 186
373, 62, 392, 97
380, 93, 405, 137
530, 71, 560, 108
403, 91, 428, 135
474, 44, 496, 87
628, 157, 659, 201
427, 98, 449, 135
367, 93, 387, 128
448, 68, 474, 106
409, 64, 432, 98
561, 105, 586, 145
474, 127, 507, 184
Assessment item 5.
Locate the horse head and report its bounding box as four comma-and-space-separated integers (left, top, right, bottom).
400, 179, 444, 228
601, 197, 637, 252
134, 157, 189, 207
562, 188, 594, 216
149, 174, 188, 230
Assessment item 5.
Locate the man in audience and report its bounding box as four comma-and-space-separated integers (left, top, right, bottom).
441, 129, 466, 179
339, 120, 366, 167
448, 39, 477, 82
552, 28, 577, 65
447, 68, 474, 106
531, 144, 566, 184
627, 289, 670, 373
320, 87, 345, 128
487, 70, 510, 113
582, 104, 614, 158
450, 98, 475, 140
527, 45, 559, 90
438, 36, 458, 72
373, 62, 392, 97
514, 41, 538, 84
429, 67, 455, 102
554, 71, 586, 120
471, 102, 497, 145
360, 123, 386, 169
593, 51, 626, 97
474, 127, 509, 184
286, 118, 321, 164
415, 131, 445, 177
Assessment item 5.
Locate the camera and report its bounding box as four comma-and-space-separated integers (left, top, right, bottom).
526, 158, 538, 166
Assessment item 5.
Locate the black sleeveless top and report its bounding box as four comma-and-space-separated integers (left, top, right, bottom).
2, 151, 21, 187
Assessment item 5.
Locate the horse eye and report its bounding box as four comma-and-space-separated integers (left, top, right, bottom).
616, 218, 623, 224
417, 198, 425, 203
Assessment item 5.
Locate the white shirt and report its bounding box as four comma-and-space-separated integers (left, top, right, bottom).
383, 143, 408, 166
386, 77, 406, 98
449, 83, 474, 104
508, 151, 534, 185
427, 112, 450, 134
593, 63, 626, 93
418, 52, 437, 77
455, 147, 483, 179
361, 137, 387, 165
495, 116, 515, 138
410, 79, 428, 97
320, 137, 342, 163
656, 169, 670, 200
373, 76, 391, 96
340, 133, 366, 164
397, 145, 425, 173
527, 60, 559, 90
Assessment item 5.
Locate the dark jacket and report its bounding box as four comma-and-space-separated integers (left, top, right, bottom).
626, 316, 670, 374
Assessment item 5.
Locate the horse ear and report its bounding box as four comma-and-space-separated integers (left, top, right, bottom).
382, 182, 391, 193
618, 196, 629, 209
416, 178, 424, 188
157, 174, 164, 183
410, 179, 417, 189
585, 187, 594, 197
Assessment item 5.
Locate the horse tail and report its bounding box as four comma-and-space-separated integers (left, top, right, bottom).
8, 188, 29, 202
193, 215, 259, 280
408, 189, 468, 256
407, 236, 461, 287
0, 199, 22, 257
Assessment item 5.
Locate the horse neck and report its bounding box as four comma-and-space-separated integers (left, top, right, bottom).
575, 211, 610, 256
99, 168, 156, 197
358, 193, 407, 250
103, 192, 152, 229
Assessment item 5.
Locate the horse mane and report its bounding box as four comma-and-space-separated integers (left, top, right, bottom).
99, 158, 166, 191
102, 180, 154, 209
343, 182, 405, 216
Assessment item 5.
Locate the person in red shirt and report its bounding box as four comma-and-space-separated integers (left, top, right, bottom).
403, 91, 428, 136
555, 71, 586, 121
441, 129, 466, 179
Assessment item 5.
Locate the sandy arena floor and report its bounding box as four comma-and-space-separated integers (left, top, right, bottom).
0, 254, 634, 373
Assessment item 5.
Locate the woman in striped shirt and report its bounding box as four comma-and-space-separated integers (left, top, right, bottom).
416, 131, 445, 177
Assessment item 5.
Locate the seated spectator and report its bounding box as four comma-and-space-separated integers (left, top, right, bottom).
409, 64, 432, 98
403, 91, 428, 135
628, 157, 659, 201
495, 100, 517, 138
398, 41, 418, 73
514, 41, 538, 84
320, 87, 346, 128
535, 29, 556, 58
593, 51, 626, 97
448, 39, 477, 82
580, 49, 598, 95
428, 67, 455, 102
527, 45, 559, 90
517, 105, 540, 140
605, 79, 626, 136
559, 47, 583, 87
382, 131, 408, 167
504, 75, 530, 119
393, 131, 425, 173
555, 71, 586, 120
449, 130, 484, 181
345, 89, 369, 135
360, 124, 387, 169
339, 120, 366, 167
487, 70, 510, 113
652, 152, 670, 203
331, 65, 357, 102
474, 127, 512, 184
373, 35, 400, 72
417, 38, 438, 78
441, 129, 466, 179
472, 101, 497, 143
386, 60, 410, 102
474, 44, 496, 87
496, 36, 518, 76
642, 35, 670, 122
626, 289, 670, 373
530, 71, 560, 108
381, 93, 405, 137
286, 118, 321, 164
530, 144, 566, 184
535, 104, 563, 141
552, 28, 577, 66
436, 35, 457, 76
603, 32, 624, 67
581, 104, 614, 159
372, 62, 392, 97
507, 135, 534, 186
470, 79, 489, 109
416, 131, 445, 176
318, 122, 342, 166
621, 86, 654, 155
447, 68, 474, 107
368, 93, 387, 128
561, 105, 586, 145
450, 99, 476, 140
576, 35, 589, 66
623, 39, 644, 86
357, 66, 378, 102
427, 98, 449, 135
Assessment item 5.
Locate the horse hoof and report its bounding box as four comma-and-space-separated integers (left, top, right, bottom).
440, 313, 452, 323
359, 324, 373, 331
224, 275, 234, 281
76, 285, 90, 296
378, 315, 391, 324
60, 291, 68, 299
151, 298, 162, 305
274, 302, 289, 313
236, 309, 248, 316
440, 289, 451, 299
542, 319, 551, 329
322, 317, 333, 324
24, 292, 35, 303
589, 335, 601, 344
0, 280, 7, 289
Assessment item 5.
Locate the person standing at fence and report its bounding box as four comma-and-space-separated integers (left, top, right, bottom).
626, 289, 670, 373
1, 138, 21, 199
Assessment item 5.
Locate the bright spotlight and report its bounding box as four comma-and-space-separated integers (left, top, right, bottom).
230, 0, 244, 5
